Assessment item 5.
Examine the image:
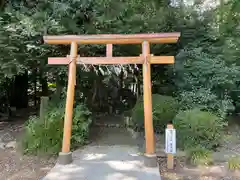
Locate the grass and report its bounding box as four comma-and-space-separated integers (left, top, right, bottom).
228, 156, 240, 170
186, 146, 213, 166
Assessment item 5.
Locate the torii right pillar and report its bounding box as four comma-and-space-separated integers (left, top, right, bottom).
142, 41, 157, 167
141, 38, 180, 167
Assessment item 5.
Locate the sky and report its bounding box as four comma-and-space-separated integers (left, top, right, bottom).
171, 0, 221, 10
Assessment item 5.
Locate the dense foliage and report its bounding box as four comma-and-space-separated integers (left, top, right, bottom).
131, 94, 179, 132
175, 48, 238, 118
21, 100, 92, 155
0, 0, 239, 117
0, 0, 239, 154
173, 108, 225, 150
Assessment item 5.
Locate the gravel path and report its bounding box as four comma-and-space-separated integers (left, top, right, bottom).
0, 149, 56, 180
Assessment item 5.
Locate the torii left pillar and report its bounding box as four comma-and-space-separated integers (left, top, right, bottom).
58, 42, 78, 164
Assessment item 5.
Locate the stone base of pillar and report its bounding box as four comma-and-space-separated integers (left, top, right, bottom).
144, 153, 158, 167
58, 152, 73, 165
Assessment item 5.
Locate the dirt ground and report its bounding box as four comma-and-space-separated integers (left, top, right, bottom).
0, 150, 56, 180
0, 118, 56, 180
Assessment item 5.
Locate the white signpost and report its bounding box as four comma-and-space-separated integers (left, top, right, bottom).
165, 128, 176, 154
165, 124, 176, 169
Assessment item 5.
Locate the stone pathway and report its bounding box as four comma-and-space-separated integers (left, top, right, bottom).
44, 145, 160, 180
43, 115, 161, 180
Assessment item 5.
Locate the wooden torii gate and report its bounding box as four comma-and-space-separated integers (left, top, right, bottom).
43, 33, 180, 166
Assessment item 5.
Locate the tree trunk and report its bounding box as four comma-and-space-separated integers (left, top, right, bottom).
56, 75, 62, 100
10, 71, 28, 109
40, 76, 48, 96
92, 80, 97, 105
33, 68, 37, 107
0, 0, 5, 10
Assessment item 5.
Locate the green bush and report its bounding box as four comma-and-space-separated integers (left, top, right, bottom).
178, 88, 234, 119
186, 146, 213, 166
71, 104, 92, 146
131, 94, 179, 133
21, 101, 92, 155
173, 108, 225, 150
174, 49, 238, 119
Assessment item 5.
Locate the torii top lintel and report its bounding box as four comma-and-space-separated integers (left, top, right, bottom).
43, 32, 180, 45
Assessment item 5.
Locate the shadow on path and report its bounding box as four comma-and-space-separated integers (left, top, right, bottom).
44, 146, 160, 180
43, 115, 161, 180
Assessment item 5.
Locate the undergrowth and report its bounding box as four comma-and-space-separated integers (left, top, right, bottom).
173, 108, 225, 150
131, 94, 179, 133
21, 100, 92, 156
186, 146, 213, 166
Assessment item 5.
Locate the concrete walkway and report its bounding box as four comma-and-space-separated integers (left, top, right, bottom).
43, 116, 161, 180
43, 145, 160, 180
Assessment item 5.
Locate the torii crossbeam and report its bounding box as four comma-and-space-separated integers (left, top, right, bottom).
43, 33, 180, 167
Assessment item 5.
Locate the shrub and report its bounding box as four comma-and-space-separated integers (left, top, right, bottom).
178, 88, 234, 119
71, 104, 92, 146
173, 108, 225, 150
21, 101, 92, 155
131, 94, 179, 133
21, 115, 63, 155
186, 146, 213, 166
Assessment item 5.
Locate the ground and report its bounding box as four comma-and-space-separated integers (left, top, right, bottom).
158, 157, 240, 180
155, 117, 240, 180
0, 119, 56, 180
0, 114, 240, 179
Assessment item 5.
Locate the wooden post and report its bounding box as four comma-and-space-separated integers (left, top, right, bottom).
39, 96, 49, 121
62, 42, 78, 153
40, 96, 49, 128
142, 41, 155, 155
